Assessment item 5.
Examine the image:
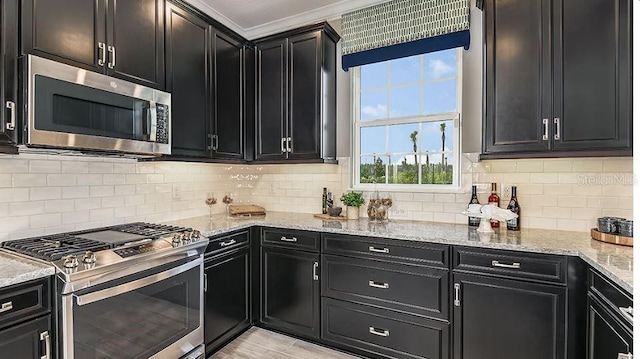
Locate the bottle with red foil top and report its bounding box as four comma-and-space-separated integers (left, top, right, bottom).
488, 183, 500, 228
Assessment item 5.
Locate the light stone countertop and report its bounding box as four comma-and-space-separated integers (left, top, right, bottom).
0, 250, 55, 289
165, 212, 634, 293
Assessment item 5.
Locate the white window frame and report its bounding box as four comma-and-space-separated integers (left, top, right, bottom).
351, 48, 463, 192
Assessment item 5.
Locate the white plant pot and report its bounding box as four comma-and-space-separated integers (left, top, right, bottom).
346, 206, 359, 220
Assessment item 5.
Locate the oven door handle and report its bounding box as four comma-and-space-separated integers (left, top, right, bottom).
74, 259, 201, 306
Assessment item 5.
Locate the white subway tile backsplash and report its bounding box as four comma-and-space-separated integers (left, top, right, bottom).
29, 160, 61, 173
47, 174, 78, 186
30, 213, 62, 229
9, 202, 44, 216
44, 200, 75, 213
13, 174, 47, 187
30, 187, 61, 201
62, 186, 90, 199
90, 186, 114, 198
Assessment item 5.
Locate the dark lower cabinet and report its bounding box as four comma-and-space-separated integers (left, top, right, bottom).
261, 246, 319, 339
204, 246, 251, 354
587, 294, 633, 359
453, 273, 566, 359
0, 315, 50, 359
322, 298, 449, 359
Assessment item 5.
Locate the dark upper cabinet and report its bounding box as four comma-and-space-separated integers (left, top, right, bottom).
166, 1, 246, 161
0, 316, 51, 359
552, 0, 631, 152
255, 38, 288, 161
483, 0, 632, 158
165, 2, 211, 158
0, 0, 18, 151
204, 246, 251, 354
261, 246, 320, 339
587, 294, 633, 359
452, 273, 566, 359
22, 0, 165, 89
211, 31, 244, 160
106, 0, 165, 89
254, 23, 338, 163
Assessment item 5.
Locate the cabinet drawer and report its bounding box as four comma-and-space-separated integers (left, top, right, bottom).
322, 298, 449, 359
322, 255, 448, 319
453, 247, 566, 283
589, 268, 633, 325
322, 233, 448, 267
261, 228, 319, 252
206, 230, 249, 256
0, 278, 50, 330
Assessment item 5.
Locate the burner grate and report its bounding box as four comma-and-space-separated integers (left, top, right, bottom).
3, 234, 109, 261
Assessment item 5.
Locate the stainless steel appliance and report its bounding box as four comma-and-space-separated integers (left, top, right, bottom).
2, 223, 207, 359
24, 55, 171, 156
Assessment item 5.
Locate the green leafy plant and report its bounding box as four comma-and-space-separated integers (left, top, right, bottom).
340, 191, 365, 207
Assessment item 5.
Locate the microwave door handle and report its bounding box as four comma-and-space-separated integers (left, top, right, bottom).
149, 102, 157, 142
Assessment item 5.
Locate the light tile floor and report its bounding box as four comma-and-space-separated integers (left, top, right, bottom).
211, 327, 360, 359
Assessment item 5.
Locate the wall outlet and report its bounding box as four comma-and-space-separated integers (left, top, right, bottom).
392, 207, 408, 218
172, 185, 182, 201
269, 183, 276, 194
501, 183, 514, 199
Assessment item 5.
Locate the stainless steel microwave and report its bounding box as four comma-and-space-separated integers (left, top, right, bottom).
25, 55, 171, 156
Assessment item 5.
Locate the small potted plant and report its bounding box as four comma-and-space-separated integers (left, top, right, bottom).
340, 191, 365, 220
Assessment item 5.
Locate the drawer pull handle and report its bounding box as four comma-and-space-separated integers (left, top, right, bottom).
280, 236, 298, 242
220, 239, 237, 247
368, 280, 389, 289
618, 353, 633, 359
491, 260, 521, 269
369, 327, 390, 337
619, 306, 633, 322
0, 301, 13, 313
368, 246, 389, 254
313, 262, 319, 281
454, 283, 461, 307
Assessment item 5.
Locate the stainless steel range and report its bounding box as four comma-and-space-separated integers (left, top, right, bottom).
2, 222, 208, 359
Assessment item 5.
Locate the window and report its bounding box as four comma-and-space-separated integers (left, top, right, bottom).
352, 48, 462, 190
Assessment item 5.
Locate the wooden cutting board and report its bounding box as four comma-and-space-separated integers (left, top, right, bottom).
229, 205, 266, 216
591, 228, 633, 247
314, 213, 348, 221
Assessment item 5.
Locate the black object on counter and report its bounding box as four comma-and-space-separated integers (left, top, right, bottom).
597, 217, 625, 234
618, 220, 633, 237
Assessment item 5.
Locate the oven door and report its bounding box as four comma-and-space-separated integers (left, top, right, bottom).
60, 258, 203, 359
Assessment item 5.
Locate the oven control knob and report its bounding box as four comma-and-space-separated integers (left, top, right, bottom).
82, 251, 97, 264
182, 231, 192, 244
63, 255, 79, 269
192, 230, 201, 241
172, 233, 183, 247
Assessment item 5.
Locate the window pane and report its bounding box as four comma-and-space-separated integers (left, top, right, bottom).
421, 120, 453, 153
421, 153, 453, 184
390, 55, 421, 85
388, 123, 419, 154
389, 154, 418, 184
361, 62, 388, 89
360, 126, 386, 154
390, 86, 420, 117
360, 156, 387, 184
423, 80, 457, 114
423, 49, 457, 80
361, 90, 388, 120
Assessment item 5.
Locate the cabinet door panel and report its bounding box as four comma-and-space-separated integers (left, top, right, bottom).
484, 0, 551, 153
22, 0, 106, 72
0, 0, 18, 145
553, 0, 631, 151
0, 316, 50, 359
261, 247, 319, 339
212, 31, 244, 160
165, 4, 210, 158
587, 294, 632, 359
453, 273, 566, 359
107, 0, 164, 89
256, 39, 287, 161
204, 247, 251, 353
287, 31, 321, 160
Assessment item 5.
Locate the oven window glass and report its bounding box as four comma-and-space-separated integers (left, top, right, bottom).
34, 75, 149, 141
72, 265, 200, 359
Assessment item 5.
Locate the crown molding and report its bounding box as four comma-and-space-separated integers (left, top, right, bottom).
243, 0, 390, 40
182, 0, 248, 37
185, 0, 391, 41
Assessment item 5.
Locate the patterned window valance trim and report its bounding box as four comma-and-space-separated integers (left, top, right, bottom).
341, 0, 470, 56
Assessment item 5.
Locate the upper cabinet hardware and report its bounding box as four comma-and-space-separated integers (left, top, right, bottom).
107, 45, 116, 69
5, 102, 16, 130
553, 118, 561, 140
98, 42, 106, 67
542, 119, 549, 141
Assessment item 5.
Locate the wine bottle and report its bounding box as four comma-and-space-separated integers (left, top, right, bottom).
488, 183, 500, 228
322, 188, 328, 214
506, 186, 520, 231
468, 185, 480, 227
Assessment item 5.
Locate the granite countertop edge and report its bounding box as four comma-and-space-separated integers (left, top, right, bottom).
0, 250, 55, 290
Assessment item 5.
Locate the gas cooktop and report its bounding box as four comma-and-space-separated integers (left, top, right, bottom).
2, 222, 191, 261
